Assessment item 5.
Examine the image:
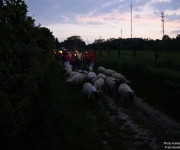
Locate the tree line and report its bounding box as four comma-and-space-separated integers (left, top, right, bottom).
55, 35, 86, 51
88, 34, 180, 52
56, 34, 180, 53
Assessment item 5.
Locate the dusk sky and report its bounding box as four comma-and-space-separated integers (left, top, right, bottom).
26, 0, 180, 44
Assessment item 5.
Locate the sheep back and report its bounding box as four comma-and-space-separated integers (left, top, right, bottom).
66, 74, 84, 86
97, 66, 106, 74
111, 73, 131, 84
103, 69, 117, 76
97, 73, 107, 80
94, 78, 105, 92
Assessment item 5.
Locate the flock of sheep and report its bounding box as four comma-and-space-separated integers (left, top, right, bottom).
63, 64, 135, 108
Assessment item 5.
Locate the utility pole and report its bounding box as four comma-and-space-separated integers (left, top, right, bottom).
100, 36, 102, 58
118, 29, 122, 58
130, 2, 135, 59
86, 38, 89, 52
130, 2, 132, 39
121, 29, 122, 38
161, 12, 165, 37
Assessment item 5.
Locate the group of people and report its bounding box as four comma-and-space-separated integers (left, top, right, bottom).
61, 50, 95, 71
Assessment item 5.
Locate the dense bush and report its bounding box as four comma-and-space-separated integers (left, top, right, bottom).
0, 0, 55, 149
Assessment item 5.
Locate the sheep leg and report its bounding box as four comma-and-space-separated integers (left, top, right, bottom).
124, 98, 128, 107
83, 94, 86, 101
103, 86, 105, 93
116, 90, 119, 99
128, 99, 133, 106
117, 93, 120, 100
90, 99, 93, 109
110, 88, 114, 95
108, 86, 111, 94
94, 93, 99, 101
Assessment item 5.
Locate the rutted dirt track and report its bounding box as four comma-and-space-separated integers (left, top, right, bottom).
95, 94, 180, 149
60, 61, 180, 149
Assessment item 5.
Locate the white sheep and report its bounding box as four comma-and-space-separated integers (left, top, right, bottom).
66, 73, 86, 87
117, 83, 135, 106
79, 70, 88, 76
111, 72, 131, 84
103, 69, 117, 77
94, 78, 105, 93
97, 73, 107, 80
87, 72, 97, 85
64, 64, 73, 70
64, 64, 73, 75
83, 82, 92, 88
82, 82, 100, 108
97, 66, 106, 74
66, 71, 78, 80
86, 66, 93, 72
79, 72, 88, 82
65, 67, 73, 75
105, 77, 121, 95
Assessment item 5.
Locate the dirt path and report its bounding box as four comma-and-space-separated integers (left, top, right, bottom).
97, 94, 180, 149
59, 61, 180, 149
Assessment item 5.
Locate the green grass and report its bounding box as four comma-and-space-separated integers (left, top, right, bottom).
94, 50, 180, 122
95, 50, 180, 71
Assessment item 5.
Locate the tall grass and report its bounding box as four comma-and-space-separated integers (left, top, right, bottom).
94, 50, 180, 122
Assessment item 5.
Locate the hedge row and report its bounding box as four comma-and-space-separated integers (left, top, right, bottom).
0, 1, 55, 149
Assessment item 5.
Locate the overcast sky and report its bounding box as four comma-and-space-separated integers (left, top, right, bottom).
26, 0, 180, 44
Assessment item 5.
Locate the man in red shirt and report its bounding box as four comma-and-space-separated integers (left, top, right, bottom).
87, 49, 94, 67
64, 51, 70, 68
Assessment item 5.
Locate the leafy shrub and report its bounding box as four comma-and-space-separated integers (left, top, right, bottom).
0, 1, 55, 149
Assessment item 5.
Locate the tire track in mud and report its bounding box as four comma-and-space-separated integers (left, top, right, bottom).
132, 97, 180, 141
97, 94, 180, 149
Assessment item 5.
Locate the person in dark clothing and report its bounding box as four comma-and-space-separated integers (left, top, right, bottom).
74, 56, 81, 71
85, 55, 92, 68
80, 52, 86, 70
70, 55, 75, 69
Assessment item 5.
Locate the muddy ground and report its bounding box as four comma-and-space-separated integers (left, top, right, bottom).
91, 93, 180, 150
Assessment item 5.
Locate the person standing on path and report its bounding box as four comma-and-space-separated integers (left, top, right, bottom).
64, 51, 70, 68
87, 49, 94, 67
